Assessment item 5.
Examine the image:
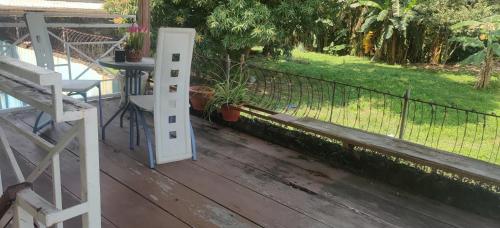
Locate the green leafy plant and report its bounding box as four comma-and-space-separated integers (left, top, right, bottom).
352, 0, 417, 63
104, 0, 137, 15
324, 43, 348, 55
205, 59, 249, 118
207, 0, 276, 53
125, 24, 147, 51
450, 15, 500, 89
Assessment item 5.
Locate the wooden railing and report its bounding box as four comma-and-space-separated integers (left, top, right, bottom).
0, 56, 101, 228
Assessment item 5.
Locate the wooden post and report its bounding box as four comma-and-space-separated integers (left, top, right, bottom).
137, 0, 151, 56
399, 89, 410, 139
78, 109, 101, 228
13, 202, 34, 228
51, 155, 63, 228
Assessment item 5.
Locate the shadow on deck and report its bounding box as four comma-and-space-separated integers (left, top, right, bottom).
1, 98, 499, 228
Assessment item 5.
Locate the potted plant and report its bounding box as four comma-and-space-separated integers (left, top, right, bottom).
125, 23, 147, 62
205, 67, 248, 122
189, 85, 214, 111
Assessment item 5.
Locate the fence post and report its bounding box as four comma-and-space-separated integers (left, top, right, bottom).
399, 88, 410, 139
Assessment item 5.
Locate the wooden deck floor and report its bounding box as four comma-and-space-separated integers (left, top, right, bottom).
1, 98, 499, 228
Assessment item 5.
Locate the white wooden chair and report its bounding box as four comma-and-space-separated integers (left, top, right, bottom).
24, 13, 103, 132
129, 28, 197, 168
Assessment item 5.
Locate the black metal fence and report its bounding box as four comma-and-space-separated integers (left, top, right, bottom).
191, 55, 500, 165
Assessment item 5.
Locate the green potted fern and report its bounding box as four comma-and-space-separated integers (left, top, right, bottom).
205, 60, 248, 122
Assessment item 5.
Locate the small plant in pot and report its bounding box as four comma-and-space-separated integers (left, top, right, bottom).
125, 23, 147, 62
205, 69, 248, 122
189, 85, 214, 111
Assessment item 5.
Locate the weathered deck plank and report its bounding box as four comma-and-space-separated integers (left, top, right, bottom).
0, 134, 117, 228
283, 115, 500, 184
94, 99, 499, 228
14, 104, 267, 228
190, 118, 500, 228
69, 102, 334, 228
36, 124, 260, 228
1, 98, 499, 228
1, 114, 189, 228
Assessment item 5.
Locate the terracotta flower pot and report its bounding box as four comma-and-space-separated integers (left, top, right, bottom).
125, 49, 143, 62
220, 104, 241, 122
189, 86, 214, 111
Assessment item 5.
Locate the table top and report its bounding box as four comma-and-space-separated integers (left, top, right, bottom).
99, 57, 155, 71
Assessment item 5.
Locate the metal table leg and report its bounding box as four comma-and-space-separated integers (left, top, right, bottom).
102, 69, 142, 141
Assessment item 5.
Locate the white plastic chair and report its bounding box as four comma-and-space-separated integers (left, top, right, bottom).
129, 28, 197, 168
24, 13, 103, 132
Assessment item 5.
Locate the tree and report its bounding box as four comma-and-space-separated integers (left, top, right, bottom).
416, 0, 496, 64
150, 0, 221, 55
104, 0, 137, 15
207, 0, 276, 55
352, 0, 417, 64
450, 15, 500, 89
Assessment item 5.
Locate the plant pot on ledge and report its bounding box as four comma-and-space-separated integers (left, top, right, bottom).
220, 104, 241, 122
189, 86, 214, 111
125, 49, 143, 62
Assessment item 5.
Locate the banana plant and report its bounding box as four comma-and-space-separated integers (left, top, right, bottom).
351, 0, 417, 62
450, 15, 500, 89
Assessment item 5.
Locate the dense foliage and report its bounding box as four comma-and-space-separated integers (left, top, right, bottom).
106, 0, 499, 86
104, 0, 137, 15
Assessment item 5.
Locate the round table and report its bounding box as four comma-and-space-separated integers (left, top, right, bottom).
99, 57, 155, 140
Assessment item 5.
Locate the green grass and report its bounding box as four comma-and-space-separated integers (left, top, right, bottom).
246, 50, 500, 164
254, 49, 500, 115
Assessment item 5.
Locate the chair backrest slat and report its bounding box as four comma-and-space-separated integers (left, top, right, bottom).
24, 13, 55, 71
153, 28, 196, 163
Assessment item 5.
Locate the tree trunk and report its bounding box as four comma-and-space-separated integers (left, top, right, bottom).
316, 33, 325, 53
430, 29, 446, 64
350, 7, 368, 56
372, 28, 386, 62
390, 32, 397, 64
137, 0, 151, 56
475, 47, 493, 89
406, 23, 424, 63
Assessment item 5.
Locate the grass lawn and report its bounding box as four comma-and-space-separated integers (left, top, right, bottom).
254, 50, 500, 115
247, 50, 500, 164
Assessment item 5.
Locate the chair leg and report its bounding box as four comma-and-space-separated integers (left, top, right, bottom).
138, 110, 155, 169
33, 112, 52, 134
33, 112, 44, 133
129, 106, 134, 150
135, 109, 140, 146
190, 121, 197, 161
82, 93, 88, 103
101, 105, 126, 141
120, 102, 130, 128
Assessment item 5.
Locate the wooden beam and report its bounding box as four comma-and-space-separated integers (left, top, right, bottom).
137, 0, 151, 56
0, 126, 25, 183
238, 107, 500, 185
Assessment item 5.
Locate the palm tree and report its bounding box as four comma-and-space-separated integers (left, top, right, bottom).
450, 15, 500, 89
351, 0, 417, 63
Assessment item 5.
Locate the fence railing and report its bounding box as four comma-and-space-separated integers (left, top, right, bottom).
0, 12, 132, 109
191, 55, 500, 165
0, 13, 133, 81
0, 56, 100, 228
